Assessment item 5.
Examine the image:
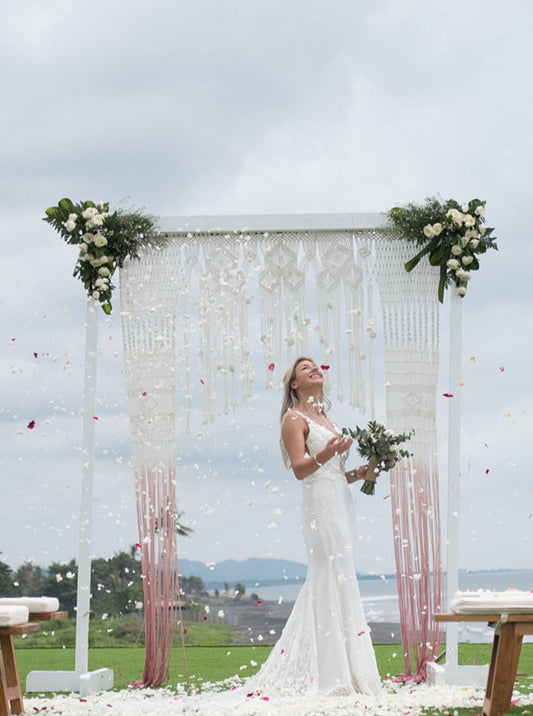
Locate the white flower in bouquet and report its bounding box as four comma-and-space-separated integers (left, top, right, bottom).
455, 268, 471, 282
446, 258, 461, 270
65, 219, 76, 232
98, 266, 111, 277
423, 224, 435, 238
83, 232, 94, 243
475, 205, 484, 216
82, 206, 98, 220
461, 256, 474, 266
93, 233, 108, 248
451, 244, 463, 256
91, 214, 104, 227
456, 286, 467, 296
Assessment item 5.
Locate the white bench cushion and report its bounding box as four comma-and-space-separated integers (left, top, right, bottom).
0, 605, 29, 627
0, 597, 60, 613
451, 589, 533, 614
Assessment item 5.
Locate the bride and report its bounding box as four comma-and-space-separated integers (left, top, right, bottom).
247, 357, 382, 697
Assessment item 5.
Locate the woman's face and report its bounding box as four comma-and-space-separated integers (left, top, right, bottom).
291, 359, 323, 391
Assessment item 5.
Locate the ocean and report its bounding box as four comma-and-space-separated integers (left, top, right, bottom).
252, 569, 533, 643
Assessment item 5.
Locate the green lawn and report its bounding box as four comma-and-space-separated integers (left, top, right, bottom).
14, 629, 533, 716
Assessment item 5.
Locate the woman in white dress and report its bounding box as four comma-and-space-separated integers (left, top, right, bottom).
249, 357, 382, 697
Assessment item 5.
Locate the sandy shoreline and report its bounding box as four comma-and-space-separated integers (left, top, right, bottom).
218, 598, 402, 644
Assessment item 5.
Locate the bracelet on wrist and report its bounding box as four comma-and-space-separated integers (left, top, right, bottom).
313, 454, 323, 468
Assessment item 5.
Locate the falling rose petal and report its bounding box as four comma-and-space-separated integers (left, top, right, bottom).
200, 379, 205, 385
142, 391, 147, 396
443, 393, 454, 398
320, 365, 330, 370
357, 630, 365, 636
499, 366, 505, 372
135, 543, 141, 550
485, 469, 490, 474
256, 600, 263, 605
33, 352, 38, 358
27, 420, 36, 430
268, 363, 275, 371
93, 415, 99, 420
383, 494, 391, 500
469, 356, 476, 363
504, 413, 511, 418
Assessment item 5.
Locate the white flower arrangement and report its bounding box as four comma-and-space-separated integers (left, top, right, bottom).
388, 197, 497, 302
44, 198, 165, 313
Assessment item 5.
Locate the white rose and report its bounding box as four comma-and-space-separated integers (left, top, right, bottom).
461, 204, 469, 213
460, 235, 470, 248
98, 266, 111, 277
93, 234, 108, 248
83, 232, 94, 244
432, 223, 443, 236
68, 213, 78, 222
469, 238, 480, 249
453, 212, 463, 227
80, 243, 88, 253
423, 224, 435, 238
463, 214, 475, 228
65, 220, 76, 232
456, 286, 467, 296
82, 207, 98, 220
446, 259, 461, 270
92, 290, 100, 299
92, 214, 104, 226
478, 225, 487, 235
96, 201, 105, 209
461, 256, 474, 266
95, 277, 108, 288
451, 244, 463, 256
475, 205, 484, 216
456, 268, 471, 281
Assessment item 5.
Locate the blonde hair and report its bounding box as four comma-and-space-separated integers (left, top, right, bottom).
279, 357, 331, 467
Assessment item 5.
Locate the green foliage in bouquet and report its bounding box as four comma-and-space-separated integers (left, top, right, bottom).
44, 197, 164, 314
388, 196, 497, 302
343, 420, 412, 495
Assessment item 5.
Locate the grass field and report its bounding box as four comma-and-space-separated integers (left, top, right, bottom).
14, 621, 533, 715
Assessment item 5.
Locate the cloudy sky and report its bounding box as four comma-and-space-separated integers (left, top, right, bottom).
1, 0, 532, 579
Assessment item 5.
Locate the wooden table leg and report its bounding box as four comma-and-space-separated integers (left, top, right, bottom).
0, 633, 24, 716
483, 622, 523, 716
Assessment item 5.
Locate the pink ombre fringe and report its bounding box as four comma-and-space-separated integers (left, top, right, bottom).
135, 464, 179, 686
390, 458, 443, 681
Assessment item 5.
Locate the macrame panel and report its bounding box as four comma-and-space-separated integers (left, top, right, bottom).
120, 250, 182, 686
120, 224, 443, 683
376, 237, 443, 680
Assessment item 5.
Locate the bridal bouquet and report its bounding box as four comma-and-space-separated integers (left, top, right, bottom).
44, 198, 162, 314
342, 420, 412, 495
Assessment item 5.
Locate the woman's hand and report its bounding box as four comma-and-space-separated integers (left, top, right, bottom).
323, 434, 353, 460
345, 463, 381, 484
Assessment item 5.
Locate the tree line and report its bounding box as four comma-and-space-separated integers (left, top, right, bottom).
0, 549, 246, 618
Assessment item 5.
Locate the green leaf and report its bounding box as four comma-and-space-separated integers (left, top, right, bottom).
437, 265, 447, 303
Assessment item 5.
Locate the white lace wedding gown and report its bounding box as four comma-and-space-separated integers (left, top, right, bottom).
247, 412, 382, 697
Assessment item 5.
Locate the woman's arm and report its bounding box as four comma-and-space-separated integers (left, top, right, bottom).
281, 413, 353, 480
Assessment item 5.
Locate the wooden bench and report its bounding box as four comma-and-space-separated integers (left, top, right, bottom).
0, 607, 67, 716
434, 612, 533, 716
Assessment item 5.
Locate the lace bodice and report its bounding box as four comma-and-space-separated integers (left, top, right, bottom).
289, 410, 348, 479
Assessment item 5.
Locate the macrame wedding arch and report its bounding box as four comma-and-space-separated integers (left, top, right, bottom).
119, 213, 445, 684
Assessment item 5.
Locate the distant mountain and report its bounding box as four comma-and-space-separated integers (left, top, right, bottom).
177, 557, 307, 589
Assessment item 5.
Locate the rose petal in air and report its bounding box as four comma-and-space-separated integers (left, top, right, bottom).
320, 365, 330, 370
443, 393, 454, 398
268, 363, 275, 371
499, 366, 505, 372
27, 420, 36, 429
